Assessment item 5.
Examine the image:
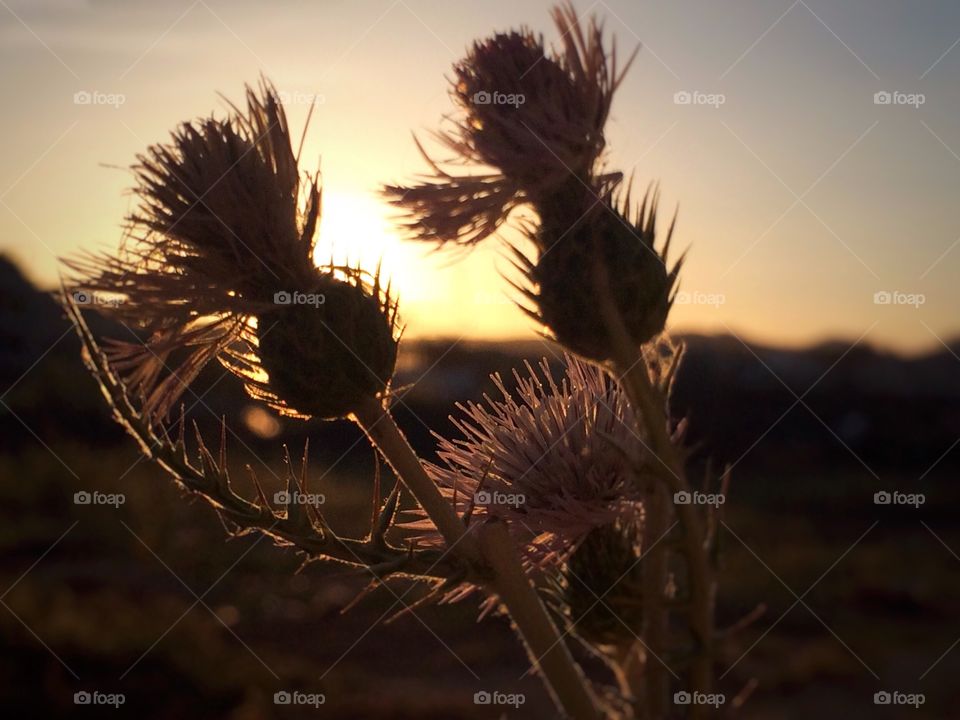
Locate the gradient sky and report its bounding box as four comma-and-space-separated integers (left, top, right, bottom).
1, 0, 959, 353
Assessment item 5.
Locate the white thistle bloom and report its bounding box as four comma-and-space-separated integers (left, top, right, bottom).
408, 354, 648, 573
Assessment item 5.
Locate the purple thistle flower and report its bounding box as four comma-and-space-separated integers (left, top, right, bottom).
408, 353, 647, 571
383, 2, 635, 248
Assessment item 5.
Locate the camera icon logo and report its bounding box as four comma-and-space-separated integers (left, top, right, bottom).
74, 691, 92, 705
673, 90, 692, 105
674, 691, 692, 705
273, 291, 292, 305
474, 491, 491, 505
874, 91, 892, 105
874, 691, 891, 704
274, 691, 292, 705
873, 290, 892, 305
873, 491, 891, 505
74, 91, 92, 105
72, 290, 91, 304
474, 691, 492, 705
74, 491, 92, 505
673, 491, 691, 505
472, 91, 491, 105
274, 491, 291, 505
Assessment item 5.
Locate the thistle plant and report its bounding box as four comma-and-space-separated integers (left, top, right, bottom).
386, 2, 725, 717
65, 5, 729, 719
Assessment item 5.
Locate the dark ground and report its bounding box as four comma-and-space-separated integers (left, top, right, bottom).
2, 255, 959, 719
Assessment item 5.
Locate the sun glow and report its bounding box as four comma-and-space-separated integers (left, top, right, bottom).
311, 189, 532, 339
312, 190, 435, 302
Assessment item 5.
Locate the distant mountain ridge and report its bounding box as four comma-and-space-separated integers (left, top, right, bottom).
2, 254, 957, 476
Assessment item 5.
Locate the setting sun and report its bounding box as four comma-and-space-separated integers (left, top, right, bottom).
315, 188, 533, 339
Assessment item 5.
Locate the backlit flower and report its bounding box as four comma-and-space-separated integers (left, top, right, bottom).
407, 354, 647, 569
65, 80, 399, 421
384, 3, 680, 364
384, 2, 635, 247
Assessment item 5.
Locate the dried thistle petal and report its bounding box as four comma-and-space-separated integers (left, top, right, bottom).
451, 29, 594, 187
385, 2, 635, 247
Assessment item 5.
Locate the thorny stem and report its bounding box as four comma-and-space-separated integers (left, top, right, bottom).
64, 296, 456, 581
593, 259, 715, 719
641, 471, 671, 717
353, 396, 479, 558
478, 520, 601, 720
352, 396, 601, 720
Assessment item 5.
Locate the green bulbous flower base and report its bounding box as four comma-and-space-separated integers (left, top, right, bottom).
256, 274, 398, 420
562, 520, 645, 649
533, 201, 674, 362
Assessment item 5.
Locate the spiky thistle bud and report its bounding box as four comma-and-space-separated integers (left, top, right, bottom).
385, 4, 678, 364
248, 266, 399, 420
552, 519, 645, 651
515, 184, 682, 362
65, 79, 399, 421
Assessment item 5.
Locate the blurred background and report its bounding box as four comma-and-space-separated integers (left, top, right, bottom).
2, 0, 959, 717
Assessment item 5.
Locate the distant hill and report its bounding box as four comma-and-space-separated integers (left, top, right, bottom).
1, 255, 957, 478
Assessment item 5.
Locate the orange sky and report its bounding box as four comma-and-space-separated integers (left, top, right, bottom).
2, 0, 959, 354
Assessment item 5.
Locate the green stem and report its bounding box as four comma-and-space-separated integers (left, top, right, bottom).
352, 396, 600, 719
610, 641, 647, 712
641, 475, 671, 717
592, 260, 714, 720
478, 520, 601, 720
353, 396, 476, 555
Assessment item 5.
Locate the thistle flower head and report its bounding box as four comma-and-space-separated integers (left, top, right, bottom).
65, 79, 399, 421
408, 354, 646, 568
384, 2, 634, 247
450, 14, 613, 189
384, 4, 680, 365
241, 264, 399, 420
